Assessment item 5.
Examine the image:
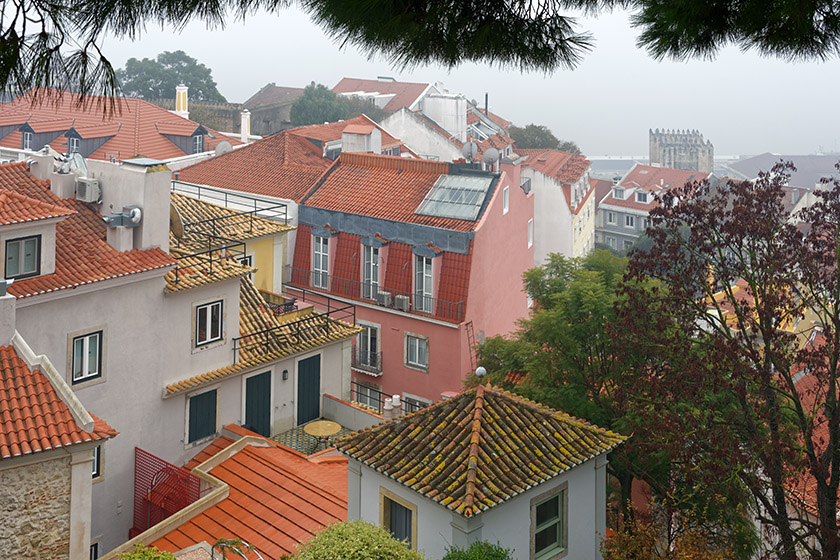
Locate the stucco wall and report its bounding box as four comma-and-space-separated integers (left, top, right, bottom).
379, 110, 464, 162
0, 455, 72, 560
526, 169, 574, 264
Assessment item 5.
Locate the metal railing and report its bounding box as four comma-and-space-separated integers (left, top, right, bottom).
350, 381, 429, 415
232, 301, 356, 362
172, 181, 290, 224
169, 242, 246, 286
180, 203, 289, 245
351, 345, 383, 375
285, 265, 466, 323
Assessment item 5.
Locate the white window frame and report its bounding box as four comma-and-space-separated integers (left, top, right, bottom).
357, 324, 379, 369
69, 137, 80, 153
607, 237, 616, 250
5, 235, 40, 279
192, 134, 204, 154
636, 191, 648, 203
406, 333, 429, 370
355, 381, 380, 409
195, 300, 223, 346
363, 245, 380, 299
22, 131, 33, 151
613, 187, 624, 200
606, 211, 616, 225
414, 255, 433, 313
503, 186, 510, 214
313, 236, 329, 289
528, 219, 534, 248
624, 215, 635, 228
72, 331, 102, 384
92, 444, 102, 480
530, 484, 568, 560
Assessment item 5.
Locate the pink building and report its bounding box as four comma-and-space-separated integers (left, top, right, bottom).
287, 152, 533, 405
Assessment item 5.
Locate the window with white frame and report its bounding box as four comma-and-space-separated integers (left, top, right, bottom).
406, 334, 428, 369
636, 191, 648, 203
92, 444, 102, 479
613, 187, 624, 200
192, 134, 204, 154
355, 381, 380, 409
503, 186, 510, 214
606, 211, 616, 225
624, 215, 635, 228
72, 331, 102, 384
195, 300, 223, 346
22, 131, 33, 151
238, 253, 254, 280
607, 237, 616, 249
643, 217, 651, 229
357, 325, 379, 369
528, 219, 534, 248
313, 236, 329, 289
531, 487, 567, 559
414, 255, 433, 313
69, 137, 80, 153
5, 235, 40, 279
363, 245, 380, 299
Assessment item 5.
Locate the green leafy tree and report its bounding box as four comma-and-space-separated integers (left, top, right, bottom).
509, 123, 579, 154
619, 163, 840, 559
4, 1, 838, 106
116, 50, 226, 102
290, 82, 348, 126
443, 541, 512, 560
292, 521, 427, 560
340, 95, 388, 123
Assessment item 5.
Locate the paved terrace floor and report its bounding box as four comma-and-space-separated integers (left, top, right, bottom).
272, 420, 353, 455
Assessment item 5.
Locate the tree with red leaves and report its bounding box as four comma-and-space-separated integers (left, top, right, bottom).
620, 163, 840, 560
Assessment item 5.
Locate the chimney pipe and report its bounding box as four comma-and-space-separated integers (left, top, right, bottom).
383, 397, 394, 420
484, 93, 488, 117
392, 394, 402, 417
240, 110, 251, 144
174, 84, 189, 119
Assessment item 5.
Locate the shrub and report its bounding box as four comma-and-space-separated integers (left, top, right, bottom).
292, 521, 427, 560
443, 541, 513, 560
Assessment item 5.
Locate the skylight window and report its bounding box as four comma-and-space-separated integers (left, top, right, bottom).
415, 174, 494, 221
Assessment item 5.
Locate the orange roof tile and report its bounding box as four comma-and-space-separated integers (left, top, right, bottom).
0, 189, 74, 225
152, 443, 348, 559
338, 385, 625, 518
519, 148, 590, 183
333, 78, 430, 112
0, 89, 241, 161
291, 115, 402, 149
0, 162, 175, 299
301, 152, 491, 232
467, 110, 512, 132
601, 164, 711, 212
0, 345, 116, 459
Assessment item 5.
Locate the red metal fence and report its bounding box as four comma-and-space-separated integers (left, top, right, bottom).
129, 447, 202, 538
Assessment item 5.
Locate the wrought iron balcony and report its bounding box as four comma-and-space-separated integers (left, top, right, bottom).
351, 345, 383, 375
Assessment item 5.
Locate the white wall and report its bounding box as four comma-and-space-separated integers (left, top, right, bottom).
525, 169, 574, 264
379, 110, 465, 162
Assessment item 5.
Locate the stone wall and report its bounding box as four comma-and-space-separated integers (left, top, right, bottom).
649, 128, 714, 173
0, 455, 72, 559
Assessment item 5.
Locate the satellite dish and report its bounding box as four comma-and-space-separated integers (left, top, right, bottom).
170, 203, 185, 239
461, 141, 478, 162
482, 148, 500, 166
215, 140, 233, 155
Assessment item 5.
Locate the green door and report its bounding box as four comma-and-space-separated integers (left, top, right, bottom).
245, 371, 271, 437
297, 355, 321, 425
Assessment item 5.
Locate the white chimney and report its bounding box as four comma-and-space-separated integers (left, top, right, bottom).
174, 84, 189, 119
392, 394, 402, 417
383, 397, 395, 420
240, 110, 251, 144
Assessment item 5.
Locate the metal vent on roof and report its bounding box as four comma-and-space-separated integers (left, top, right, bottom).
415, 174, 494, 221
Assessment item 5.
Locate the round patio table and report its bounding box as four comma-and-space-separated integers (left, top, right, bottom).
304, 420, 342, 450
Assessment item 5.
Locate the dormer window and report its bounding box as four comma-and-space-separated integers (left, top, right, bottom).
5, 235, 40, 279
68, 137, 80, 154
613, 187, 624, 200
192, 134, 204, 154
22, 132, 33, 151
636, 191, 648, 203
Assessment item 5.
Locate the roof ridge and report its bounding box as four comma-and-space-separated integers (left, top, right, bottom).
463, 384, 486, 515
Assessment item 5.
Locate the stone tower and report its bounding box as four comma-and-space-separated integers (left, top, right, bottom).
649, 129, 714, 173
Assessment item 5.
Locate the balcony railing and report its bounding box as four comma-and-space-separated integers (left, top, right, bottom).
169, 243, 246, 286
172, 181, 289, 225
350, 381, 429, 415
351, 345, 383, 376
285, 265, 466, 323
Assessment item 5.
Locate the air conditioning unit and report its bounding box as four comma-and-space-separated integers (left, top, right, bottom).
376, 291, 392, 307
76, 177, 101, 203
394, 295, 411, 312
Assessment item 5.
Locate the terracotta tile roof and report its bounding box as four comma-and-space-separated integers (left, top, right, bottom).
169, 192, 292, 253
592, 178, 614, 211
291, 115, 403, 149
302, 152, 490, 232
0, 189, 74, 225
184, 435, 235, 470
601, 164, 711, 212
0, 162, 175, 299
337, 384, 626, 518
0, 345, 116, 459
165, 278, 361, 395
467, 110, 512, 132
175, 129, 332, 203
152, 442, 347, 559
164, 252, 252, 293
333, 78, 430, 112
0, 89, 241, 161
243, 84, 305, 110
519, 149, 590, 183
477, 132, 514, 154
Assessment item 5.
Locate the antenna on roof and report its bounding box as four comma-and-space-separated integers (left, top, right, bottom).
462, 141, 478, 163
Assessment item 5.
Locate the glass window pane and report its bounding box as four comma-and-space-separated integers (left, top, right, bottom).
87, 334, 99, 375
73, 338, 84, 377
210, 303, 222, 339
6, 240, 19, 276
197, 306, 207, 343
22, 238, 36, 273
418, 339, 427, 366
536, 496, 559, 525
389, 500, 412, 546
535, 524, 559, 554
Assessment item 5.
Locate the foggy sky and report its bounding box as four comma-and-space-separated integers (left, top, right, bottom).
102, 6, 840, 157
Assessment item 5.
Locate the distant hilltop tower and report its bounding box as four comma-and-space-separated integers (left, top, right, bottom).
649, 128, 714, 173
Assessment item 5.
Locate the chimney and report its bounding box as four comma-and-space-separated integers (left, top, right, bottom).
240, 110, 251, 144
174, 84, 189, 119
383, 397, 395, 420
392, 394, 403, 417
0, 290, 16, 345
484, 92, 489, 117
